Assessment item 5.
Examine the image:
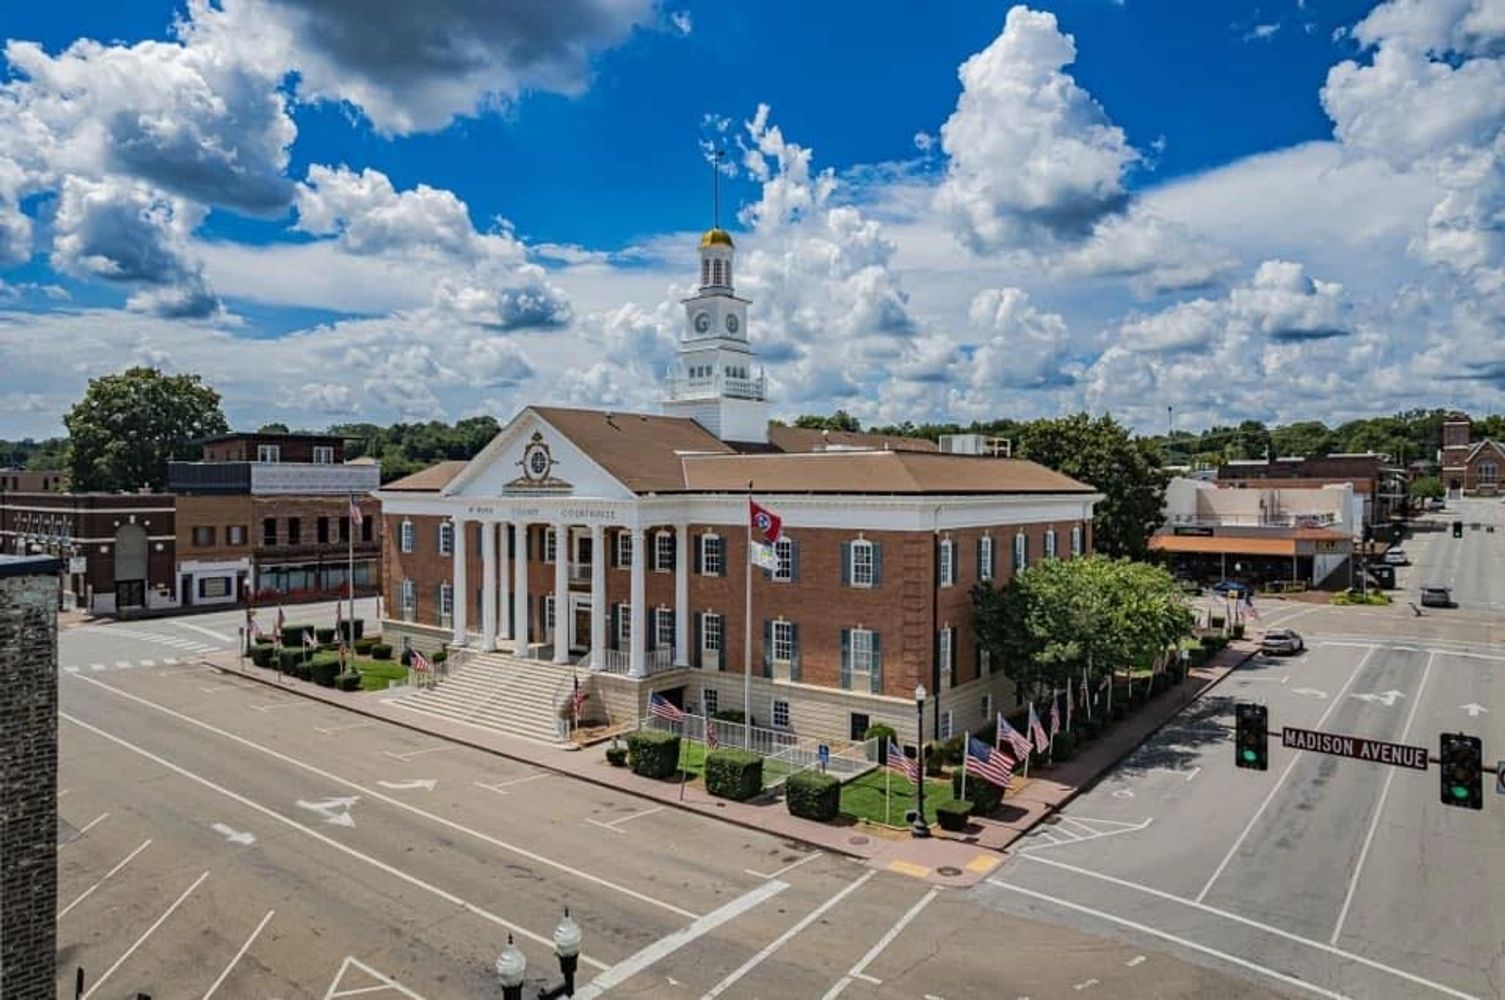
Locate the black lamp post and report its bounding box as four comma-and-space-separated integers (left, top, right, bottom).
538, 908, 582, 998
911, 684, 930, 838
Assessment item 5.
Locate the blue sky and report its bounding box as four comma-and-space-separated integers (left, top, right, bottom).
0, 0, 1499, 437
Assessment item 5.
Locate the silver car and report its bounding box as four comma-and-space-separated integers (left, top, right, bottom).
1261, 629, 1305, 655
1420, 585, 1453, 608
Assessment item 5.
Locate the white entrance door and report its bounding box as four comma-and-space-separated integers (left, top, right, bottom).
568, 592, 591, 652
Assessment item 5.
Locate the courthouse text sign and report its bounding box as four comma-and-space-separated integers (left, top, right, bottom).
1282, 726, 1429, 771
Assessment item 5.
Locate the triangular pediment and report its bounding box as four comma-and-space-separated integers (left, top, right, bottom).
442, 409, 635, 501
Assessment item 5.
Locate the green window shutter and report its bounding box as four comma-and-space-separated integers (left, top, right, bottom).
609, 531, 618, 568
870, 633, 883, 694
791, 539, 801, 581
790, 622, 801, 682
714, 537, 725, 577
840, 542, 851, 587
693, 535, 703, 574
839, 628, 852, 689
872, 541, 883, 586
762, 619, 772, 677
610, 605, 619, 651
692, 613, 703, 669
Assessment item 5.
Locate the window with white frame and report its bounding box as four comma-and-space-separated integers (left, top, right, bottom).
980, 535, 994, 581
438, 521, 453, 556
1071, 524, 1083, 556
702, 612, 723, 652
399, 519, 414, 553
439, 583, 453, 626
1045, 529, 1057, 559
543, 527, 557, 563
939, 538, 954, 587
616, 531, 633, 567
702, 688, 719, 716
617, 603, 631, 647
544, 595, 556, 639
655, 607, 674, 649
655, 531, 674, 572
312, 445, 334, 464
773, 537, 794, 582
850, 540, 874, 587
1013, 532, 1027, 571
400, 579, 415, 621
771, 620, 794, 662
772, 698, 791, 729
939, 710, 953, 739
256, 444, 280, 463
1481, 461, 1499, 486
939, 626, 953, 684
980, 646, 992, 676
701, 534, 723, 575
850, 627, 875, 675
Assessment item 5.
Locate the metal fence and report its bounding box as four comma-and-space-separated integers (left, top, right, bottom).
638, 715, 878, 790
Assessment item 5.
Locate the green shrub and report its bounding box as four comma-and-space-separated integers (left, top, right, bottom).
354, 636, 376, 654
336, 671, 361, 691
935, 798, 972, 832
864, 723, 898, 763
337, 619, 365, 642
312, 626, 333, 644
290, 660, 313, 681
625, 729, 681, 779
1210, 616, 1225, 629
1111, 700, 1129, 722
1185, 645, 1207, 667
432, 648, 448, 663
923, 744, 946, 777
280, 624, 314, 647
785, 770, 840, 821
369, 642, 394, 660
952, 769, 1004, 815
276, 647, 304, 672
605, 745, 628, 767
250, 644, 276, 668
1150, 673, 1169, 696
704, 749, 763, 801
1052, 731, 1078, 762
254, 635, 274, 646
311, 657, 341, 687
1232, 623, 1246, 639
712, 709, 746, 723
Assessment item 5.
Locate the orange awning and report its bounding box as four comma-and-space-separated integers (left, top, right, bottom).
1150, 535, 1298, 556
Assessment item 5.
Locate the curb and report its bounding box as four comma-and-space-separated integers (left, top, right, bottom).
199, 654, 868, 861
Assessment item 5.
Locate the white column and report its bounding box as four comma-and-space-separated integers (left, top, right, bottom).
513, 523, 530, 656
629, 525, 646, 677
590, 524, 606, 669
553, 522, 570, 664
674, 522, 689, 667
480, 521, 496, 650
451, 517, 468, 645
496, 522, 511, 642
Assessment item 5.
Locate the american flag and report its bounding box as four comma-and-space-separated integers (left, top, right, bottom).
276, 605, 286, 632
571, 677, 588, 721
1243, 592, 1260, 620
349, 493, 364, 527
996, 712, 1033, 760
885, 738, 919, 783
705, 718, 719, 750
1049, 693, 1061, 738
303, 630, 317, 650
1027, 703, 1049, 753
648, 692, 684, 722
249, 618, 261, 638
411, 649, 431, 673
965, 736, 1015, 789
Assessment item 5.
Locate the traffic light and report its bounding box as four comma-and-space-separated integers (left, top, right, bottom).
1453, 520, 1464, 538
1439, 732, 1483, 810
1235, 703, 1268, 771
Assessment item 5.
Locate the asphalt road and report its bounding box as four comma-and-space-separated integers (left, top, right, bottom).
56, 603, 1267, 999
978, 497, 1505, 1000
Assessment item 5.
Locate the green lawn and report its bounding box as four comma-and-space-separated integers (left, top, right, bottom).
839, 770, 951, 828
354, 656, 408, 691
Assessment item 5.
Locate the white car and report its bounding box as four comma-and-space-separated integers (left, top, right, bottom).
1260, 629, 1305, 655
1382, 549, 1409, 566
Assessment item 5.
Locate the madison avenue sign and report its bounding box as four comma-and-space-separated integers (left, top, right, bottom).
1282, 726, 1430, 771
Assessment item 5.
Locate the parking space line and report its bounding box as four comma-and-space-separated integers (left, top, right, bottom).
587, 806, 665, 833
1330, 651, 1435, 946
1196, 645, 1376, 903
702, 870, 877, 998
250, 700, 308, 713
744, 850, 820, 880
60, 711, 611, 971
317, 721, 379, 735
203, 908, 275, 998
70, 676, 699, 920
1016, 855, 1476, 999
472, 774, 547, 794
83, 870, 210, 999
58, 839, 152, 920
382, 746, 454, 761
61, 811, 109, 847
820, 886, 940, 999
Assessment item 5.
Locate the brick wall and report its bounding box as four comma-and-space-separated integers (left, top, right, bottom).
0, 560, 59, 996
176, 495, 255, 562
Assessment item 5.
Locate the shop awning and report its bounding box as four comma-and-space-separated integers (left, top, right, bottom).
1150, 535, 1298, 556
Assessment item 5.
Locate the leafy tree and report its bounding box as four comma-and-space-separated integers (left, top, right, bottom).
257, 421, 291, 434
0, 436, 69, 470
793, 410, 860, 432
1015, 414, 1167, 560
1408, 475, 1444, 500
63, 367, 228, 491
1270, 420, 1335, 459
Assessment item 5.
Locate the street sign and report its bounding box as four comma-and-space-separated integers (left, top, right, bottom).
1281, 726, 1428, 771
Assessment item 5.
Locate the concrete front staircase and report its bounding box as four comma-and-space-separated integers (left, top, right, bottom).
383, 650, 572, 744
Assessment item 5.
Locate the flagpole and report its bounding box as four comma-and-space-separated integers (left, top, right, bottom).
744, 481, 753, 737
347, 491, 356, 653
960, 730, 969, 802
885, 765, 891, 828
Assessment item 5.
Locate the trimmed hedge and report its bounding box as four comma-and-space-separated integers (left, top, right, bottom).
935, 798, 972, 832
311, 656, 341, 688
605, 745, 628, 767
1052, 731, 1078, 762
337, 619, 365, 642
923, 744, 946, 777
952, 769, 1003, 815
354, 636, 377, 655
250, 644, 276, 668
316, 627, 336, 644
253, 635, 274, 647
432, 648, 448, 664
281, 624, 315, 647
865, 724, 898, 763
369, 642, 394, 661
336, 671, 361, 691
785, 769, 840, 821
1150, 673, 1170, 696
1232, 623, 1246, 640
626, 729, 681, 779
276, 647, 305, 672
704, 749, 763, 801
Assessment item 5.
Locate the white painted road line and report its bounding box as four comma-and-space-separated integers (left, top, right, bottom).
60, 711, 610, 971
987, 877, 1350, 1000
821, 886, 940, 999
175, 620, 238, 643
83, 870, 210, 999
72, 675, 698, 920
1197, 645, 1376, 903
575, 878, 790, 1000
1020, 854, 1478, 999
114, 661, 132, 669
745, 850, 821, 880
250, 700, 308, 713
57, 839, 152, 921
702, 870, 878, 999
587, 806, 664, 833
1126, 955, 1146, 967
315, 720, 378, 735
163, 657, 179, 665
1330, 651, 1436, 946
1184, 766, 1201, 783
202, 908, 275, 999
62, 811, 109, 847
382, 746, 454, 761
472, 773, 548, 794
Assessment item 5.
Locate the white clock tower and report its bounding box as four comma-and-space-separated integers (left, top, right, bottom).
663, 226, 768, 443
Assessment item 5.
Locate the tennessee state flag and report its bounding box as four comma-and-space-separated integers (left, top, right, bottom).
749, 499, 783, 545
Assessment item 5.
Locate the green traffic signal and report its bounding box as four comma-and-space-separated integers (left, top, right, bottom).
1235, 703, 1268, 771
1439, 732, 1483, 810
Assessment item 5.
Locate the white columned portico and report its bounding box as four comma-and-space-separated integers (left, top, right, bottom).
480, 521, 497, 650
674, 522, 689, 667
553, 522, 569, 664
629, 526, 647, 677
451, 517, 468, 645
513, 524, 530, 656
590, 524, 606, 669
497, 522, 511, 642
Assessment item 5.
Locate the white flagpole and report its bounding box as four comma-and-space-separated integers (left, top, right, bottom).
885, 763, 891, 827
347, 491, 356, 654
744, 482, 754, 736
960, 730, 969, 801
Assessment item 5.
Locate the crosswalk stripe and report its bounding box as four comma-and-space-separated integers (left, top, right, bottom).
163, 658, 178, 665
139, 660, 155, 668
90, 664, 107, 671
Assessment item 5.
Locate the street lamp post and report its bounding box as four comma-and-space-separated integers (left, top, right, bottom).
495, 934, 525, 1000
538, 908, 582, 998
911, 684, 930, 839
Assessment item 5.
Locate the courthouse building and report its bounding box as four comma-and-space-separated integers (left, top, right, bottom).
378, 227, 1100, 744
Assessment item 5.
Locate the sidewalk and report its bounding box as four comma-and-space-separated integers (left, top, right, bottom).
198, 642, 1255, 887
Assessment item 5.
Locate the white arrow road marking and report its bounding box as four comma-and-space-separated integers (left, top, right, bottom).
211, 822, 256, 846
1460, 703, 1489, 717
1292, 687, 1328, 699
377, 778, 438, 791
1350, 690, 1405, 706
296, 796, 359, 827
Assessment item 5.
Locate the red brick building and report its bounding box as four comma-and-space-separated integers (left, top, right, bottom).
1440, 413, 1503, 497
377, 228, 1099, 744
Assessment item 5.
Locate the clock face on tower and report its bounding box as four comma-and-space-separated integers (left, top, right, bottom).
693, 311, 711, 334
725, 313, 740, 334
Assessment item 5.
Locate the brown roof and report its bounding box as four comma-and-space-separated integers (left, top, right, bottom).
385, 460, 468, 492
766, 425, 939, 454
1151, 535, 1299, 556
533, 406, 734, 493
679, 450, 1092, 495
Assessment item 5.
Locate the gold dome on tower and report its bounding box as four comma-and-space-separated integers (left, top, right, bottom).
699, 227, 734, 248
